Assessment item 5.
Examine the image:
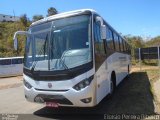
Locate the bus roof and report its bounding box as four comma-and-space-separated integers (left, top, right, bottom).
31, 9, 96, 26
30, 9, 129, 45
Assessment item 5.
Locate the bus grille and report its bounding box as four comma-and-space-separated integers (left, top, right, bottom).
34, 94, 73, 105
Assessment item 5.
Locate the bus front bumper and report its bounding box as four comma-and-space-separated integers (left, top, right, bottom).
24, 84, 96, 107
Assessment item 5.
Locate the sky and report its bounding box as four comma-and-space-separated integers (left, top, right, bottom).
0, 0, 160, 39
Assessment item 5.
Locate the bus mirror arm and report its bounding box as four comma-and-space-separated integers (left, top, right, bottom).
13, 31, 29, 51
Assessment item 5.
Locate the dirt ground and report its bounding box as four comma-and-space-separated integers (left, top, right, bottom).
131, 65, 160, 114
0, 76, 22, 90
131, 65, 160, 72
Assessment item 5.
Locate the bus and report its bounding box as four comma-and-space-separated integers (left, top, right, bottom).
0, 57, 23, 77
13, 9, 131, 107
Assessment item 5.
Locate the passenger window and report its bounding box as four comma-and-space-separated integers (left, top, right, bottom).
0, 59, 11, 65
12, 58, 23, 64
106, 27, 115, 50
94, 18, 106, 70
113, 33, 120, 51
94, 22, 105, 54
119, 37, 124, 52
123, 41, 127, 53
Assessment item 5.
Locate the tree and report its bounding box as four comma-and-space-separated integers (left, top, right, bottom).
20, 14, 28, 27
32, 15, 44, 22
146, 36, 160, 47
124, 35, 145, 60
124, 35, 145, 48
47, 7, 58, 16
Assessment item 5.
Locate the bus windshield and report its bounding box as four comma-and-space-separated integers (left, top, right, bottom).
24, 15, 92, 71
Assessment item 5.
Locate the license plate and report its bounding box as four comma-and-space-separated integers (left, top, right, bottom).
46, 102, 59, 108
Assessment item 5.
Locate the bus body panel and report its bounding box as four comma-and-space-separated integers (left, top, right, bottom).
0, 57, 23, 77
95, 57, 109, 103
95, 52, 130, 104
0, 64, 23, 77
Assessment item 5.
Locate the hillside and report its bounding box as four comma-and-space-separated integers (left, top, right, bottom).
0, 21, 30, 57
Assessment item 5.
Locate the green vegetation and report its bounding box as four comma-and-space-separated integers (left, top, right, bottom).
125, 35, 160, 65
0, 20, 30, 57
47, 7, 58, 17
0, 7, 58, 58
125, 35, 160, 48
32, 15, 44, 22
146, 36, 160, 47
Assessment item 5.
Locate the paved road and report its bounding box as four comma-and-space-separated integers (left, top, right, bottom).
0, 86, 106, 120
0, 86, 44, 114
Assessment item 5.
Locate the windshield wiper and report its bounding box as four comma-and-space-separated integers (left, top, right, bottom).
31, 34, 48, 73
50, 45, 69, 70
50, 31, 69, 70
59, 49, 71, 69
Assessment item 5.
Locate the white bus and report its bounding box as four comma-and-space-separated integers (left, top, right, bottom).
13, 9, 131, 107
0, 57, 23, 77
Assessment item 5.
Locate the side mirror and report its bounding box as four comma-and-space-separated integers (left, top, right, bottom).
96, 16, 107, 40
100, 25, 106, 40
13, 31, 29, 51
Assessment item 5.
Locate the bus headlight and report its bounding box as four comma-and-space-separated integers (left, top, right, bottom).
73, 76, 93, 91
23, 79, 32, 89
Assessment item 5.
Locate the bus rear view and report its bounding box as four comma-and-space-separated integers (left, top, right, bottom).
13, 9, 131, 107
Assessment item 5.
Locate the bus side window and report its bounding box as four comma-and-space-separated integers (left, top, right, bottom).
122, 39, 126, 52
123, 41, 127, 53
113, 33, 120, 52
106, 27, 115, 50
94, 20, 106, 70
119, 37, 124, 52
0, 59, 11, 65
94, 22, 105, 54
